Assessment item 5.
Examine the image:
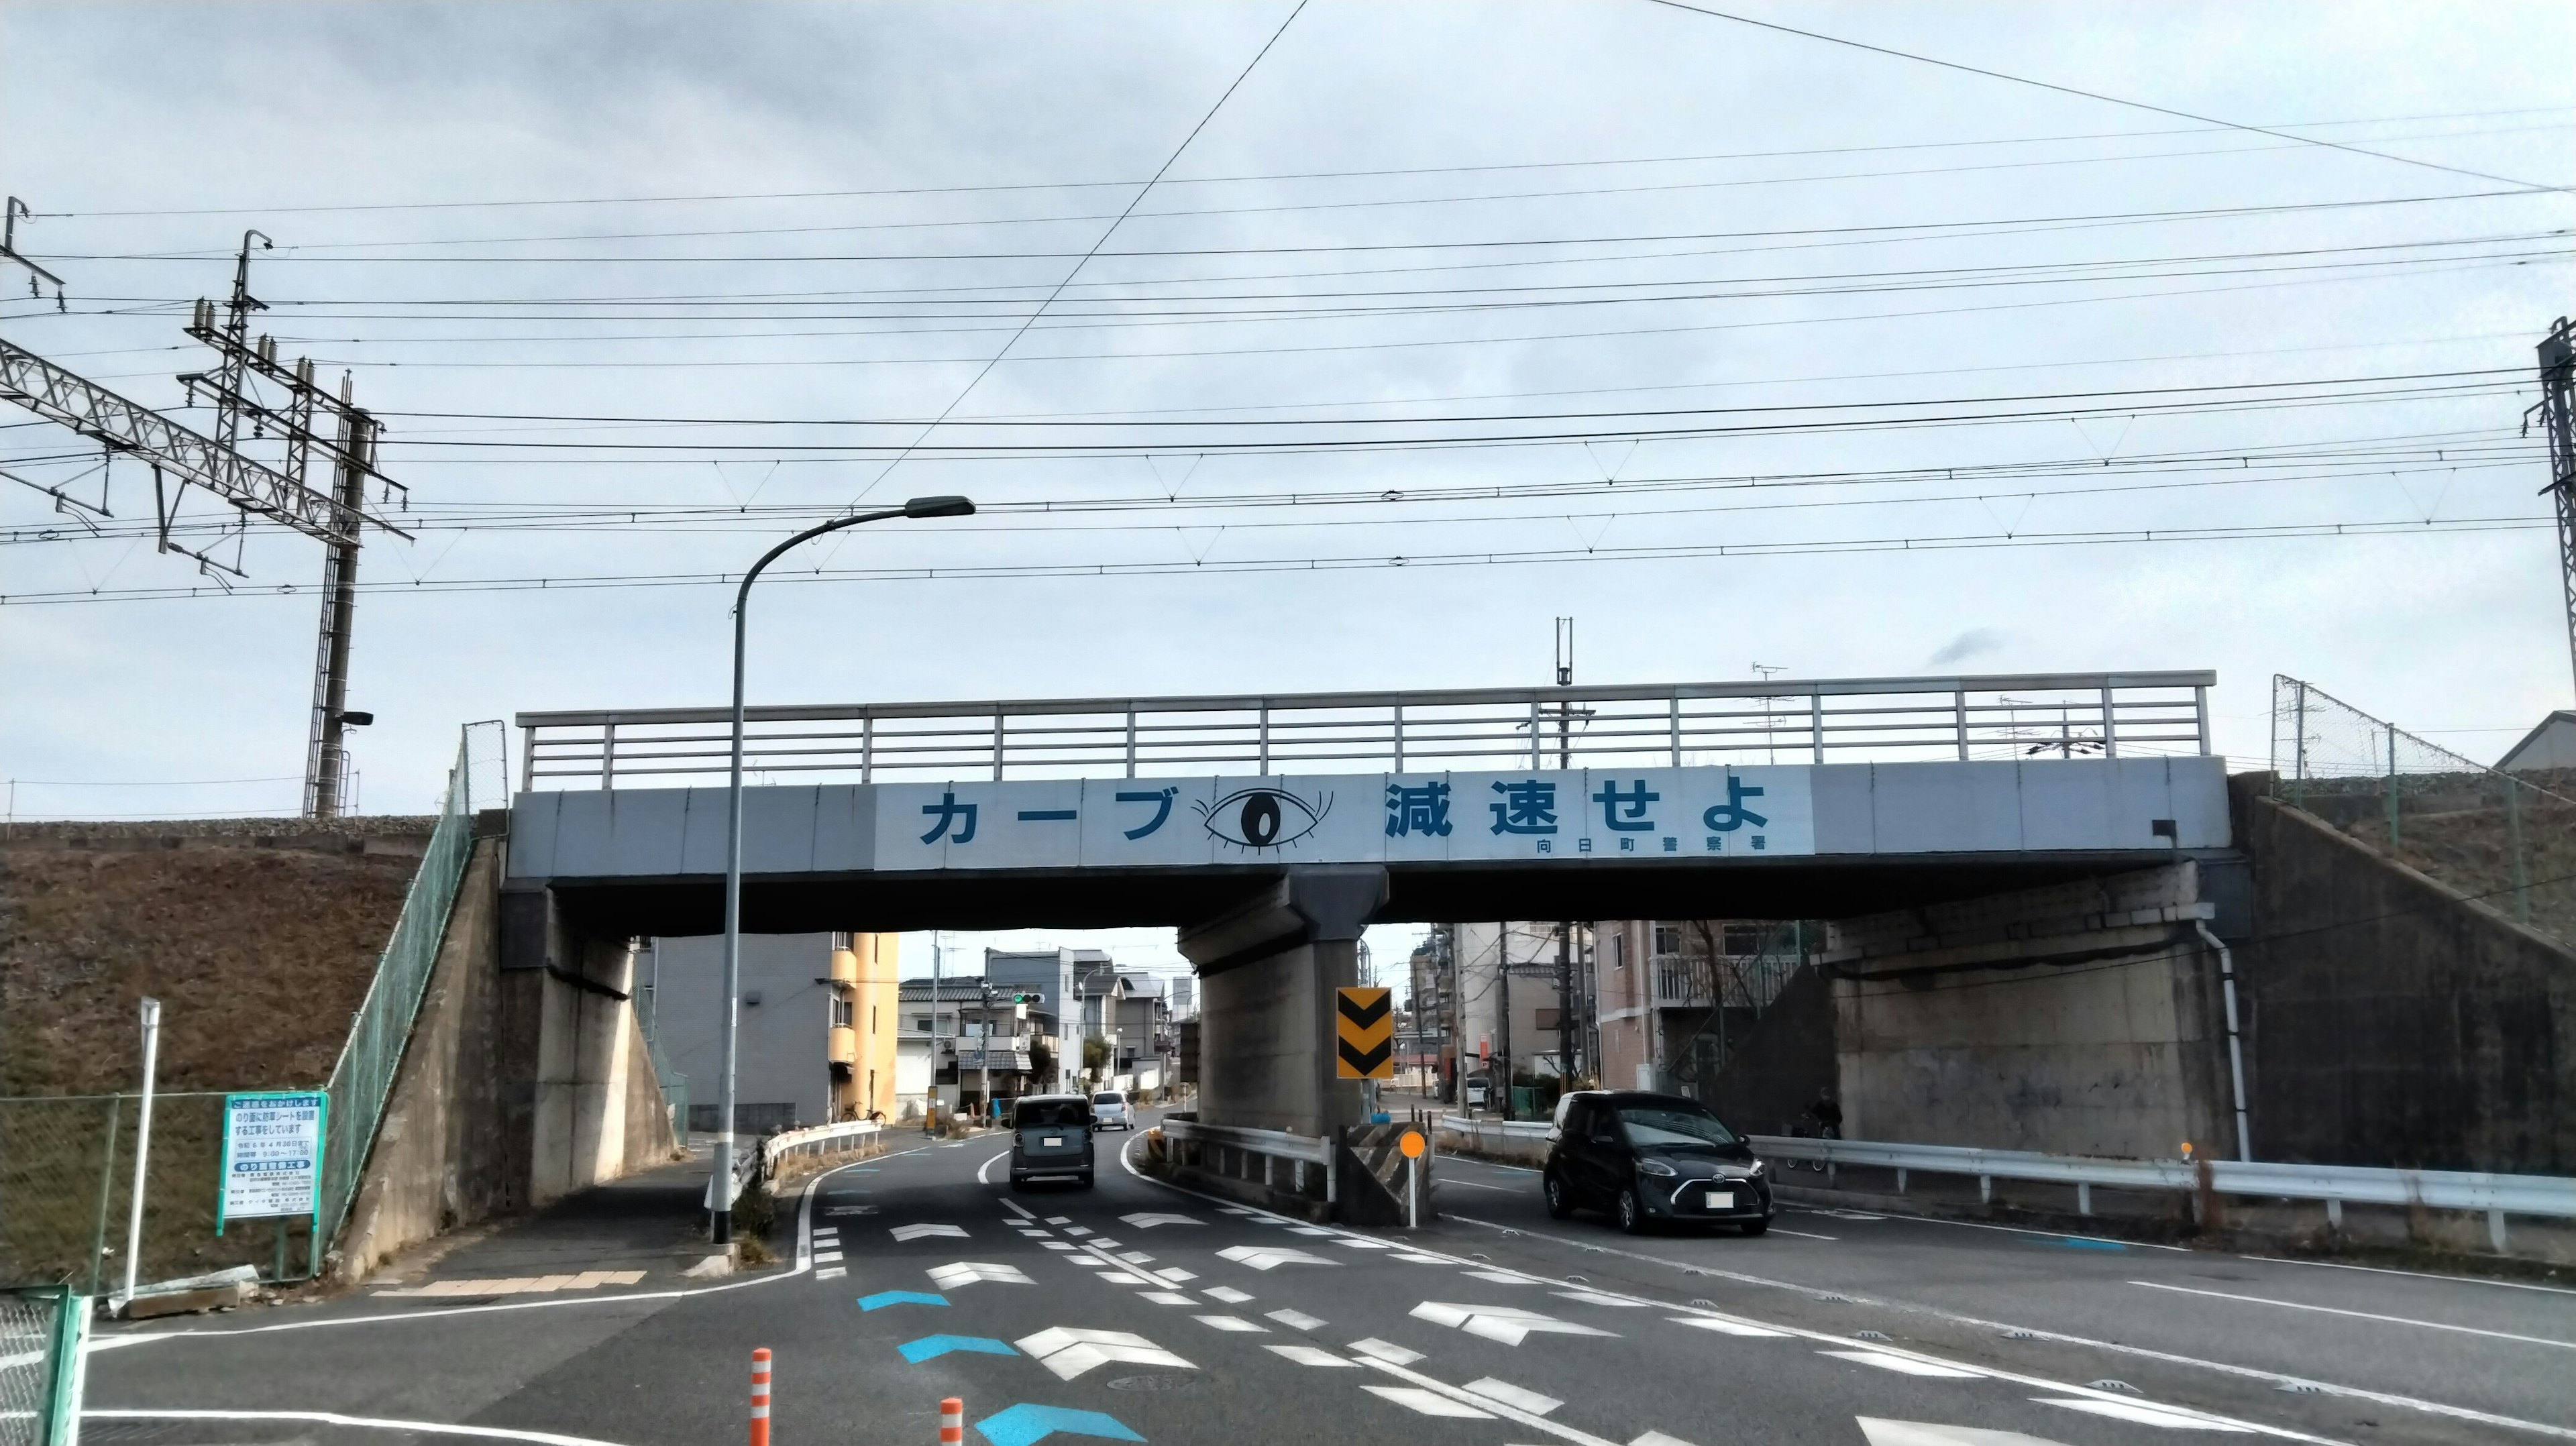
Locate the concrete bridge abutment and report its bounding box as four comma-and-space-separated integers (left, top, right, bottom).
1821, 860, 2241, 1161
1179, 867, 1389, 1139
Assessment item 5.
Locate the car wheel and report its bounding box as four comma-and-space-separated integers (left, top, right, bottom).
1542, 1171, 1576, 1219
1616, 1186, 1644, 1234
1740, 1217, 1769, 1237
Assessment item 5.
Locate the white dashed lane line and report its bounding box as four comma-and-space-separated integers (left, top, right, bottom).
2127, 1279, 2576, 1351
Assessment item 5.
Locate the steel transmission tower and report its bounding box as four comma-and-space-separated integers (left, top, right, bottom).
1, 214, 407, 818
2540, 318, 2576, 696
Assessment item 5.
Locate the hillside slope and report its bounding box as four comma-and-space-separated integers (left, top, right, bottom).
1, 830, 426, 1095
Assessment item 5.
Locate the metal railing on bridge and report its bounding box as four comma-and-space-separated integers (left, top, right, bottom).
517, 671, 2213, 790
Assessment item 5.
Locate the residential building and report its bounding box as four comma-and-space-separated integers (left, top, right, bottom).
896, 975, 1054, 1120
1595, 919, 1809, 1102
1450, 920, 1597, 1097
647, 930, 900, 1133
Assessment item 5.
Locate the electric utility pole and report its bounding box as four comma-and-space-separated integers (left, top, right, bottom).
2536, 318, 2576, 695
1552, 618, 1578, 1091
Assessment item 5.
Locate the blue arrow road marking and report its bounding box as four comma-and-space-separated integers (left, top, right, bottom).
974, 1405, 1144, 1446
898, 1335, 1017, 1364
859, 1290, 950, 1311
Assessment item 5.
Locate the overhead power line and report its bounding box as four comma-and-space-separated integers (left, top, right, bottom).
5, 514, 2547, 607
1640, 0, 2569, 194
28, 104, 2568, 219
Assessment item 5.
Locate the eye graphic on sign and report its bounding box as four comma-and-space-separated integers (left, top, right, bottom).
1198, 786, 1331, 850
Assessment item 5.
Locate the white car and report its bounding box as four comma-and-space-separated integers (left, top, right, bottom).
1091, 1091, 1134, 1130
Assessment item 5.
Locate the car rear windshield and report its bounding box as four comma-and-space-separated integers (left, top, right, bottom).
1016, 1099, 1090, 1128
1093, 1093, 1123, 1105
1615, 1105, 1739, 1148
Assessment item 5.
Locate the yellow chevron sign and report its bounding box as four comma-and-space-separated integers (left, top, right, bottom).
1336, 987, 1393, 1079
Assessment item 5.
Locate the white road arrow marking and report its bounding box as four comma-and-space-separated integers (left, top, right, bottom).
1409, 1302, 1618, 1347
1820, 1350, 1984, 1379
1348, 1338, 1421, 1366
2036, 1398, 2255, 1433
1267, 1344, 1358, 1368
1014, 1327, 1193, 1382
1466, 1378, 1562, 1416
1216, 1245, 1337, 1271
1265, 1309, 1325, 1331
1140, 1292, 1193, 1306
1203, 1286, 1254, 1304
1362, 1385, 1493, 1419
1552, 1290, 1646, 1308
926, 1262, 1032, 1290
1857, 1420, 2072, 1446
891, 1224, 969, 1242
1121, 1212, 1201, 1229
1668, 1315, 1789, 1339
1194, 1315, 1267, 1333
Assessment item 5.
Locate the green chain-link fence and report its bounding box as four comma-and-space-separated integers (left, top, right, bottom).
0, 1286, 85, 1446
0, 1093, 317, 1291
0, 722, 499, 1290
633, 983, 690, 1146
2271, 675, 2576, 948
309, 726, 487, 1262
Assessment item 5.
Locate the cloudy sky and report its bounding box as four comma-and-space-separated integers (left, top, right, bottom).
4, 3, 2571, 975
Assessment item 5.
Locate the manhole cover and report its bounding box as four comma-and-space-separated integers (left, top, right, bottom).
1106, 1374, 1201, 1393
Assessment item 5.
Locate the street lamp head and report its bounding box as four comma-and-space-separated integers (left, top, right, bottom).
903, 494, 975, 518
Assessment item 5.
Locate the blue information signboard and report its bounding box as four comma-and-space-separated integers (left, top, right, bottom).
217, 1091, 327, 1233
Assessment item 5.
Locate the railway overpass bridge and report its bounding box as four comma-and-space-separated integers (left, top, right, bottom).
502, 671, 2241, 1161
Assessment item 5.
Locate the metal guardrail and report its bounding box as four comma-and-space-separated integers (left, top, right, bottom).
1161, 1117, 1338, 1204
761, 1119, 883, 1172
1754, 1135, 2576, 1219
1435, 1119, 2576, 1248
516, 671, 2214, 789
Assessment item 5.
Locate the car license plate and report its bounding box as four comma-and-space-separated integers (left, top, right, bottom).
1706, 1190, 1737, 1211
1042, 1136, 1063, 1147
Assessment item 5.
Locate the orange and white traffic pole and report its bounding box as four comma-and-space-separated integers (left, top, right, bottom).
937, 1396, 964, 1446
749, 1349, 773, 1446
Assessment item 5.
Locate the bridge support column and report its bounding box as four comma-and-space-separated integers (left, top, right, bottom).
1179, 867, 1387, 1139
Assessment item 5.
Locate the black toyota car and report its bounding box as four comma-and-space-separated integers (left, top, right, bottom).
1541, 1090, 1772, 1234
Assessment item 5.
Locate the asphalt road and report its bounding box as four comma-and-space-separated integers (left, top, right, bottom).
78, 1117, 2576, 1446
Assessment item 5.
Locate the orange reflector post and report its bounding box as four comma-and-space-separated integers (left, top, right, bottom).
938, 1396, 964, 1445
749, 1348, 772, 1446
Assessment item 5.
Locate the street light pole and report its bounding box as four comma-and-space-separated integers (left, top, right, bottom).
712, 494, 973, 1245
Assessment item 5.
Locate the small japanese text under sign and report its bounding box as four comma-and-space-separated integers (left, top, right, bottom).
219, 1091, 327, 1233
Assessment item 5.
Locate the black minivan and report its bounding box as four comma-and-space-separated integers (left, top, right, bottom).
1542, 1090, 1772, 1235
1009, 1093, 1095, 1189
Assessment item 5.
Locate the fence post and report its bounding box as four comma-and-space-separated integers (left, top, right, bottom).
2506, 779, 2532, 922
2291, 681, 2308, 810
2384, 721, 2401, 852
87, 1093, 121, 1298
120, 998, 162, 1306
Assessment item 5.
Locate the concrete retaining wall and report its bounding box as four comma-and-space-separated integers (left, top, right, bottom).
331, 831, 682, 1284
2233, 781, 2576, 1174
